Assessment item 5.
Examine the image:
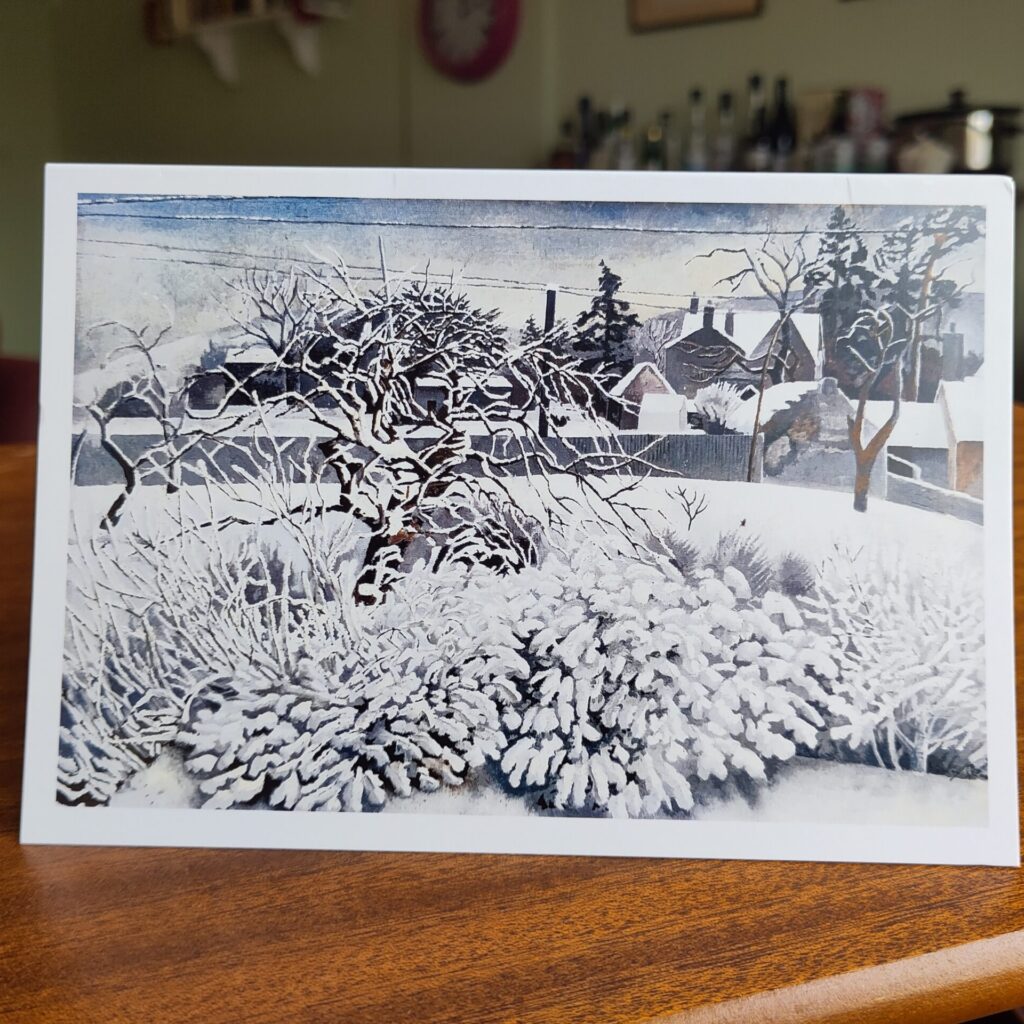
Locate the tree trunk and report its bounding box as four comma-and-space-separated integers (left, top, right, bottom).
746, 312, 790, 482
852, 460, 871, 512
103, 471, 136, 529
902, 239, 942, 402
354, 530, 413, 606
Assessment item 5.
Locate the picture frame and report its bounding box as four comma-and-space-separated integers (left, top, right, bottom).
19, 164, 1017, 865
629, 0, 763, 31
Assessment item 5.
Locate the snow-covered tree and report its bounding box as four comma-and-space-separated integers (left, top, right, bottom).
840, 306, 909, 512
573, 260, 641, 379
80, 320, 227, 528
873, 208, 983, 402
806, 548, 986, 775
816, 206, 878, 390
691, 233, 825, 480
100, 254, 681, 606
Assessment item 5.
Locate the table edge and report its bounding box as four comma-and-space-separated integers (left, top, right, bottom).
652, 929, 1024, 1024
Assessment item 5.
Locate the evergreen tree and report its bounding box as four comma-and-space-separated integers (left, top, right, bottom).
573, 261, 641, 377
521, 315, 543, 343
873, 208, 983, 401
813, 206, 877, 392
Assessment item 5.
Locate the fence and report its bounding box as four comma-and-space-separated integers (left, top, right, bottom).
886, 473, 984, 524
73, 428, 765, 486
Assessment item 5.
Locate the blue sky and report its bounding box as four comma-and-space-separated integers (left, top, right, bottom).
74, 195, 986, 364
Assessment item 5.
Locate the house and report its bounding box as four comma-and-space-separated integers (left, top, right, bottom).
863, 400, 950, 486
608, 362, 673, 429
637, 393, 689, 434
743, 312, 822, 384
412, 373, 451, 416
95, 379, 157, 418
937, 373, 984, 497
660, 304, 823, 398
729, 378, 888, 495
187, 343, 287, 411
663, 306, 754, 398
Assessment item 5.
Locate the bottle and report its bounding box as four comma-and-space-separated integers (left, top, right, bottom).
743, 74, 772, 171
660, 110, 682, 170
642, 119, 665, 171
714, 91, 737, 171
827, 90, 856, 174
685, 88, 708, 171
769, 77, 797, 172
589, 109, 614, 170
549, 118, 577, 170
575, 95, 594, 168
614, 108, 638, 170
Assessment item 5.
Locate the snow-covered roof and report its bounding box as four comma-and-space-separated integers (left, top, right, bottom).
610, 362, 672, 398
864, 400, 948, 449
415, 374, 451, 389
939, 374, 984, 443
638, 393, 688, 434
728, 381, 820, 434
226, 343, 281, 363
725, 311, 822, 358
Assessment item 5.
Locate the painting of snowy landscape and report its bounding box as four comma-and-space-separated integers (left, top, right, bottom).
53, 182, 1000, 849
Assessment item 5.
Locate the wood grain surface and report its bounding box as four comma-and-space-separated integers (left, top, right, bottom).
1, 419, 1022, 1024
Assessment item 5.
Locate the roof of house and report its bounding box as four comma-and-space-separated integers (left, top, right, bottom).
939, 373, 984, 442
728, 381, 822, 434
638, 393, 688, 434
226, 343, 282, 364
863, 400, 949, 449
745, 312, 822, 362
610, 361, 673, 398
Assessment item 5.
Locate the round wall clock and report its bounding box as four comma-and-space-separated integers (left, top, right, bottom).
418, 0, 521, 83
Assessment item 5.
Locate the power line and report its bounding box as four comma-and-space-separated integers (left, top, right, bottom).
76, 208, 907, 236
77, 236, 765, 309
76, 248, 737, 313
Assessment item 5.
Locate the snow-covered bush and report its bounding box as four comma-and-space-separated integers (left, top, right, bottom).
176, 563, 526, 810
659, 530, 701, 577
58, 504, 361, 805
478, 543, 835, 817
804, 548, 987, 776
693, 382, 743, 434
708, 531, 775, 597
776, 551, 816, 599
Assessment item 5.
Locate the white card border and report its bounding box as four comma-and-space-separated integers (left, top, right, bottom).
20, 164, 1019, 865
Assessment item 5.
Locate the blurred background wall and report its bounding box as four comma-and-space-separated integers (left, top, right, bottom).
2, 0, 1021, 372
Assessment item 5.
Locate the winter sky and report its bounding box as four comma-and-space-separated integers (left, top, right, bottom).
75, 194, 986, 369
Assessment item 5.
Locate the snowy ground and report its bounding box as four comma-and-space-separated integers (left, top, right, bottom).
112, 750, 986, 828
692, 757, 986, 827
67, 470, 984, 572
497, 473, 983, 569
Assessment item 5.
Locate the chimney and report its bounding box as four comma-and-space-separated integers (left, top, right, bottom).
689, 295, 700, 314
703, 305, 714, 330
544, 286, 558, 333
724, 311, 735, 336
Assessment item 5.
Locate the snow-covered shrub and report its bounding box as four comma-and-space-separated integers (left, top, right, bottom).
478, 543, 835, 817
777, 552, 816, 599
405, 492, 547, 577
177, 563, 526, 810
708, 531, 775, 597
58, 505, 360, 805
659, 530, 701, 577
693, 382, 743, 434
804, 549, 986, 776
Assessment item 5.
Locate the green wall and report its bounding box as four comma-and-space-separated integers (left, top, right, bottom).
1, 0, 1021, 358
0, 0, 62, 357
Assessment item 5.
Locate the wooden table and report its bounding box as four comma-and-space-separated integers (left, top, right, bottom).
1, 418, 1023, 1024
